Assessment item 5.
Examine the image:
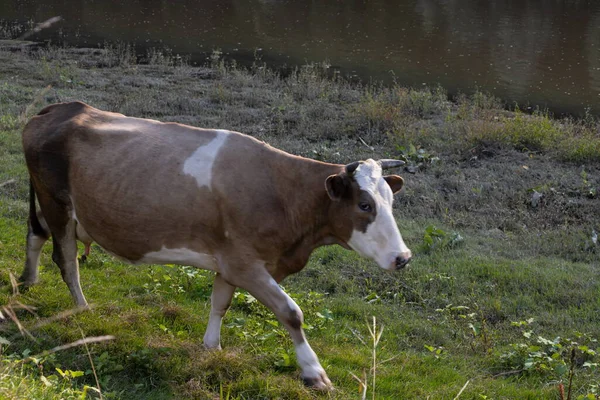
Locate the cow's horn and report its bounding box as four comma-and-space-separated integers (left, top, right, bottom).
378, 159, 405, 169
345, 161, 361, 175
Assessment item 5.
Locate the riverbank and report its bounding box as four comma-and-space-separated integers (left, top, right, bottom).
2, 40, 598, 233
0, 41, 599, 399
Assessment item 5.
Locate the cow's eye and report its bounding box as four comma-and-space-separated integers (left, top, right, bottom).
358, 202, 372, 212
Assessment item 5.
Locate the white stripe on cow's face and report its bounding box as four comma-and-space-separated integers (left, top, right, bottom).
183, 130, 229, 189
347, 159, 411, 270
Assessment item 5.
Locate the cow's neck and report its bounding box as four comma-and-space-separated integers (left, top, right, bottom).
272, 156, 344, 281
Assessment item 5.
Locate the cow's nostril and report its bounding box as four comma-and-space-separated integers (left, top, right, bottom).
395, 256, 410, 270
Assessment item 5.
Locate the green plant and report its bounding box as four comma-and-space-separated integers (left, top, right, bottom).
434, 303, 493, 354
576, 383, 600, 400
424, 344, 445, 359
0, 114, 19, 130
144, 47, 187, 69
395, 143, 440, 172
503, 109, 562, 152
471, 90, 503, 111
499, 319, 599, 398
581, 169, 597, 199
209, 49, 227, 75
0, 357, 98, 400
225, 289, 332, 350
400, 86, 448, 118
37, 56, 81, 86
142, 264, 210, 296
102, 41, 137, 68
93, 351, 124, 388
421, 225, 464, 253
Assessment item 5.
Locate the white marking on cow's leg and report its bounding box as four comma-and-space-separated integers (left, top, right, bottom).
21, 211, 50, 285
22, 233, 47, 285
183, 130, 229, 190
52, 220, 88, 307
203, 273, 236, 349
64, 259, 87, 307
232, 269, 332, 390
295, 341, 329, 387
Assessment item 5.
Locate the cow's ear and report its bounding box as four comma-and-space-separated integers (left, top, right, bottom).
383, 175, 404, 194
326, 174, 348, 201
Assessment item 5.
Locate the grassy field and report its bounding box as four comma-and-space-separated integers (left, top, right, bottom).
0, 40, 599, 399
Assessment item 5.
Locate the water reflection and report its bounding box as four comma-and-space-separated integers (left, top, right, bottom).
1, 0, 599, 115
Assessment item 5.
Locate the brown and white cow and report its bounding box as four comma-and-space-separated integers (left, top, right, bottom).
21, 101, 411, 390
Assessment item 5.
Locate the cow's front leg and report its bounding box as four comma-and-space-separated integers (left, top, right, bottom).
203, 273, 236, 349
233, 271, 332, 390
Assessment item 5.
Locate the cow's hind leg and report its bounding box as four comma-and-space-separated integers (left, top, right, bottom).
21, 212, 50, 286
39, 199, 88, 307
21, 184, 50, 286
224, 264, 332, 390
52, 229, 87, 307
203, 273, 236, 349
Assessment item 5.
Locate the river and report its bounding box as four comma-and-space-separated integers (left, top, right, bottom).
1, 0, 599, 116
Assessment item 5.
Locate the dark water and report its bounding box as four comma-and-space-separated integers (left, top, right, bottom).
2, 0, 600, 116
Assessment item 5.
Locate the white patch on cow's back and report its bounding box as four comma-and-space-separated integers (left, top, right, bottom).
139, 246, 219, 271
183, 130, 229, 189
96, 118, 160, 133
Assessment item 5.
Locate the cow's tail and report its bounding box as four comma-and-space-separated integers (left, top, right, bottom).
28, 180, 49, 238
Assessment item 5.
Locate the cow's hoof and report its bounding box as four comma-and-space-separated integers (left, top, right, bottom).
75, 303, 91, 311
202, 342, 222, 351
302, 371, 333, 391
18, 276, 38, 289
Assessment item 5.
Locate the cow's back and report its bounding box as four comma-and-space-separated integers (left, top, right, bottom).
24, 102, 229, 262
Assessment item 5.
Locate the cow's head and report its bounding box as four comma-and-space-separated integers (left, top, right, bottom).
326, 159, 411, 271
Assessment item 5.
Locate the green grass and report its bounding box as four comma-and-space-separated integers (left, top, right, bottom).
2, 215, 598, 399
0, 40, 599, 399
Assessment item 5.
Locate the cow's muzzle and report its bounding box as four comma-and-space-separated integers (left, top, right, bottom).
394, 253, 412, 270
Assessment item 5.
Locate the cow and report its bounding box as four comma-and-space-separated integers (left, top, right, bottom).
21, 101, 412, 390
